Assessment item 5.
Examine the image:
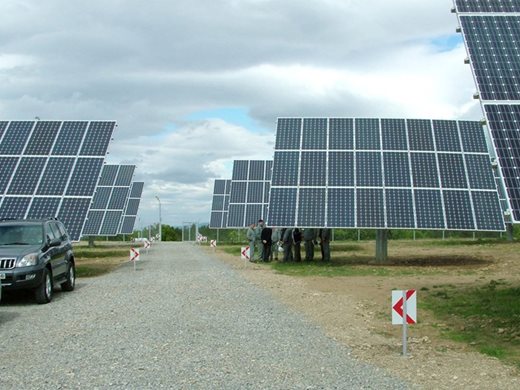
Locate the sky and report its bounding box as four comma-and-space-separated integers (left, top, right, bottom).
0, 0, 482, 228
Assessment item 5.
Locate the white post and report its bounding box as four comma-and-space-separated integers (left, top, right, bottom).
402, 290, 408, 357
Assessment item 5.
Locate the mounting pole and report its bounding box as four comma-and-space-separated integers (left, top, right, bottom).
375, 229, 388, 264
507, 223, 514, 241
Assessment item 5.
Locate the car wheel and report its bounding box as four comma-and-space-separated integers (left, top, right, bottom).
61, 262, 75, 292
35, 268, 53, 304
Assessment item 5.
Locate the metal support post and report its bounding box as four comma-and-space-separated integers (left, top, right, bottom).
375, 229, 388, 264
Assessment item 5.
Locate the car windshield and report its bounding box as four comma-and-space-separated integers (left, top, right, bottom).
0, 225, 43, 246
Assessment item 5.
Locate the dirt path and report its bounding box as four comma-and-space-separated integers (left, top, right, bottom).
207, 242, 520, 389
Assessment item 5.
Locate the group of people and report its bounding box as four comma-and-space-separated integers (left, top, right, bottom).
246, 219, 331, 263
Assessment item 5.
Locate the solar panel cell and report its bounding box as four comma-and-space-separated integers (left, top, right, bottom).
82, 211, 105, 235
456, 0, 520, 13
329, 118, 354, 150
298, 188, 326, 226
302, 118, 327, 150
438, 154, 468, 189
108, 187, 130, 210
125, 198, 141, 216
51, 121, 88, 155
91, 187, 112, 209
382, 119, 407, 150
272, 152, 299, 186
0, 157, 18, 193
99, 210, 123, 235
414, 190, 445, 229
357, 188, 384, 227
0, 121, 33, 155
356, 152, 382, 187
99, 165, 119, 186
276, 118, 302, 149
0, 197, 31, 219
459, 121, 488, 153
383, 152, 411, 187
232, 160, 249, 180
300, 152, 326, 186
7, 157, 47, 195
356, 118, 380, 150
27, 198, 61, 219
411, 153, 439, 188
329, 152, 354, 187
249, 161, 265, 180
245, 204, 263, 226
120, 216, 137, 234
80, 121, 115, 156
443, 190, 475, 230
472, 191, 505, 230
114, 165, 135, 186
66, 158, 104, 196
386, 189, 415, 228
0, 121, 8, 140
408, 119, 434, 151
245, 182, 263, 203
129, 182, 144, 198
36, 157, 75, 195
465, 155, 496, 189
433, 120, 461, 152
266, 188, 297, 226
227, 204, 245, 227
229, 181, 247, 203
327, 188, 355, 227
24, 121, 61, 155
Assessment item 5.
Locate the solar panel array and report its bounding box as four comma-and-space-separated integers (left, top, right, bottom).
227, 160, 273, 227
209, 179, 231, 228
0, 120, 115, 240
267, 117, 504, 231
455, 0, 520, 222
119, 181, 144, 234
82, 165, 135, 236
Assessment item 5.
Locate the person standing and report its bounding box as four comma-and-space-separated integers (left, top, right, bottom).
303, 228, 317, 261
255, 219, 264, 261
261, 224, 272, 262
318, 228, 331, 262
292, 228, 302, 262
282, 227, 293, 262
270, 228, 281, 261
246, 223, 256, 262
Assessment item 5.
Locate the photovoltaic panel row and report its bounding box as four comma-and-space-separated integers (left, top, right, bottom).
82, 165, 135, 236
209, 179, 231, 228
455, 0, 520, 13
455, 2, 520, 222
0, 120, 116, 240
119, 181, 144, 234
268, 118, 504, 231
227, 160, 273, 227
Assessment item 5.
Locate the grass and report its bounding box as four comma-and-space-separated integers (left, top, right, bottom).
422, 281, 520, 368
73, 243, 133, 277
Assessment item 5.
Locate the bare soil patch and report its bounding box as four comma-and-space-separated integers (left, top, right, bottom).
206, 240, 520, 389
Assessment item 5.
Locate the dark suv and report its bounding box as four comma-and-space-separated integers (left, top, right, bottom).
0, 218, 75, 304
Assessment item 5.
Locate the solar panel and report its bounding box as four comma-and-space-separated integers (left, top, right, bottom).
209, 179, 232, 228
119, 181, 144, 234
455, 3, 520, 222
0, 120, 116, 240
227, 160, 272, 227
267, 117, 504, 231
82, 165, 135, 236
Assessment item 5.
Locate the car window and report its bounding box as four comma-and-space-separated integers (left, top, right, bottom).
57, 222, 68, 239
48, 223, 61, 241
0, 225, 43, 245
45, 223, 58, 241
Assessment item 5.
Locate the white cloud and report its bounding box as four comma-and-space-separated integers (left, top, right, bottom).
0, 0, 484, 226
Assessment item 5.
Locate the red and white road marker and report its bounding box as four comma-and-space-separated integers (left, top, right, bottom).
392, 289, 417, 356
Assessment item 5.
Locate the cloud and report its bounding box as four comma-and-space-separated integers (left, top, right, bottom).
0, 0, 482, 226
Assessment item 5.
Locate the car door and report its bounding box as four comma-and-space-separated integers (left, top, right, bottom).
45, 223, 67, 279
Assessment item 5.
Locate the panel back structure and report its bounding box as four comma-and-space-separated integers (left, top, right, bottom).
119, 181, 144, 234
267, 117, 504, 231
227, 160, 273, 227
82, 164, 135, 236
209, 179, 231, 228
0, 120, 115, 240
454, 0, 520, 222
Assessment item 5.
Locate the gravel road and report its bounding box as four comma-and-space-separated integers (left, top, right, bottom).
0, 242, 410, 389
